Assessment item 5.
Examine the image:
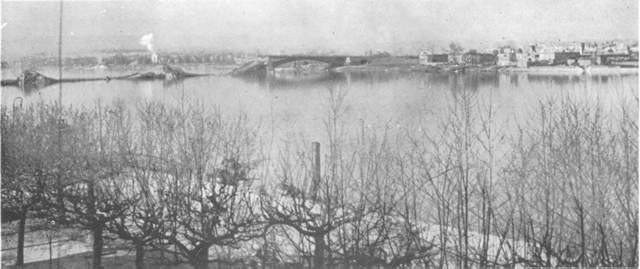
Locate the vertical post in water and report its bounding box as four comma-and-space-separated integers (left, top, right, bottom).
311, 142, 321, 199
266, 57, 274, 76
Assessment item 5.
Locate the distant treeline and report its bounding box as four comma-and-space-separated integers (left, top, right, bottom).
1, 90, 638, 269
4, 52, 244, 69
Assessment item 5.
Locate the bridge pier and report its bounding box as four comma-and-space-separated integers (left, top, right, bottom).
265, 57, 275, 76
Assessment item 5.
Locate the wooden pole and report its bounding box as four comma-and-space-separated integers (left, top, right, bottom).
58, 0, 63, 105
48, 234, 53, 269
310, 141, 323, 268
55, 0, 65, 225
311, 142, 321, 199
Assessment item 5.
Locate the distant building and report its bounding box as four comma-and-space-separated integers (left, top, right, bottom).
419, 51, 449, 65
577, 56, 594, 67
629, 44, 639, 60
515, 53, 528, 67
599, 54, 633, 65
496, 47, 515, 63
418, 51, 428, 65
553, 52, 581, 65
537, 53, 555, 63
580, 42, 598, 55
448, 54, 463, 64
600, 42, 628, 55
462, 52, 497, 66
530, 44, 556, 64
497, 52, 512, 66
565, 42, 582, 53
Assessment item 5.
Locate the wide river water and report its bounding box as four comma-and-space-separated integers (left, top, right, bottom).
2, 65, 637, 149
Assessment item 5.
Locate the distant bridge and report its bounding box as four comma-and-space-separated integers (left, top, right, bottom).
231, 55, 372, 76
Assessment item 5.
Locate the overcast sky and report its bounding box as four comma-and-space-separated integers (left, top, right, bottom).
1, 0, 638, 58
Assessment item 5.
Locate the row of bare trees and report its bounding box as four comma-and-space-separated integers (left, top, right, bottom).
402, 90, 639, 267
2, 100, 262, 269
2, 88, 638, 268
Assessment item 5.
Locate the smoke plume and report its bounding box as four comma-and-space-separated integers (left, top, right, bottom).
139, 33, 158, 64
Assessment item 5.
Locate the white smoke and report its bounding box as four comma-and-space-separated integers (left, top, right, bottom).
139, 33, 158, 64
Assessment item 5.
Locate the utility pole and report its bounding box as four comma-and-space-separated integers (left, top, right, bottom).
55, 0, 65, 235
58, 0, 63, 105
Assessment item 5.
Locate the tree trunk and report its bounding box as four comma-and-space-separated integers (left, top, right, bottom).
191, 246, 210, 269
630, 218, 638, 266
16, 211, 27, 266
135, 242, 145, 269
314, 234, 326, 269
92, 223, 104, 269
193, 261, 208, 269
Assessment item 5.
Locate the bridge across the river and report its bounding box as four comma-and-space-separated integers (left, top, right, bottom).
231, 55, 372, 76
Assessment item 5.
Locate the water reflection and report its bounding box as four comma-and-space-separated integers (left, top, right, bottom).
1, 66, 636, 144
240, 70, 511, 93
5, 66, 636, 97
261, 72, 345, 90
236, 70, 424, 90
526, 74, 584, 85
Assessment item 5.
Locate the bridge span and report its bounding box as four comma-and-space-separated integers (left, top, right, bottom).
231, 55, 372, 76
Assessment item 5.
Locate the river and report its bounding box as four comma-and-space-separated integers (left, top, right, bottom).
1, 65, 637, 147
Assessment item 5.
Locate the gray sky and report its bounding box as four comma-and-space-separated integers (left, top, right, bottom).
1, 0, 638, 58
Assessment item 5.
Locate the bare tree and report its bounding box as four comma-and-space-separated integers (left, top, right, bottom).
152, 103, 263, 269
504, 97, 638, 267
56, 101, 136, 269
103, 102, 177, 269
261, 88, 358, 268
261, 147, 355, 268
1, 103, 57, 266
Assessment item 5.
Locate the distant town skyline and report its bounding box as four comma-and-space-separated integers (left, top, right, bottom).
1, 0, 638, 58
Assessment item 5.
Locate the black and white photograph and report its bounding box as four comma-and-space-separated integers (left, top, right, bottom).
0, 0, 638, 268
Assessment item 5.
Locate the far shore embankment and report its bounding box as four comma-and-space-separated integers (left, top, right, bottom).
332, 56, 638, 76
499, 66, 638, 75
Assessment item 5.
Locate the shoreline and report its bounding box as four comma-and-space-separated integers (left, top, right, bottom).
499, 66, 638, 76
334, 64, 638, 76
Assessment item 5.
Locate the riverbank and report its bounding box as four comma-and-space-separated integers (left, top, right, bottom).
335, 64, 638, 76
334, 63, 493, 74
329, 56, 639, 75
500, 66, 638, 75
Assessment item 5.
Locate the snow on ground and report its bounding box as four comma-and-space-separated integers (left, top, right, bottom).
2, 191, 527, 267
2, 220, 526, 267
2, 227, 93, 266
